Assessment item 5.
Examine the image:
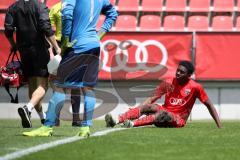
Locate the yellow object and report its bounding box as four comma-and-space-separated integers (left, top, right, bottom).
77, 126, 90, 138
61, 37, 77, 55
23, 126, 53, 137
49, 2, 62, 41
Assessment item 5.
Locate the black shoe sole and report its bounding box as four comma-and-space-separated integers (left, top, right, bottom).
105, 114, 116, 128
18, 108, 32, 128
72, 122, 82, 127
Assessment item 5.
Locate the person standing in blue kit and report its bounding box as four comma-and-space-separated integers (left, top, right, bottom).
22, 0, 118, 137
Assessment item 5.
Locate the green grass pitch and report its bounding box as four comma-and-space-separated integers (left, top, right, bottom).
1, 120, 240, 160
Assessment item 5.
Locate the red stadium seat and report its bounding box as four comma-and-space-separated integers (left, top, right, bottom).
0, 0, 15, 10
212, 16, 233, 31
187, 15, 209, 31
163, 15, 185, 31
165, 0, 187, 12
46, 0, 61, 8
117, 0, 139, 12
141, 0, 164, 12
0, 13, 5, 30
139, 15, 161, 31
213, 0, 235, 12
96, 15, 105, 31
188, 0, 211, 12
115, 15, 137, 31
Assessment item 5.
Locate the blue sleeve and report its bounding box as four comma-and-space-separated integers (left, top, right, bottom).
101, 0, 118, 32
61, 0, 76, 37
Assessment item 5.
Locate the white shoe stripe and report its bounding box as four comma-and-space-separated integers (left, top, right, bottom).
22, 108, 31, 127
18, 108, 32, 128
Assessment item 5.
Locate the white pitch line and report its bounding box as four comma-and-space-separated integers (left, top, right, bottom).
0, 128, 127, 160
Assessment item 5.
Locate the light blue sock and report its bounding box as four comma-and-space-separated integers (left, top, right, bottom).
44, 91, 66, 127
81, 90, 95, 126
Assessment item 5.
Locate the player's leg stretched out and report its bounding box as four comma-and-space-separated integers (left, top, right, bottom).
105, 104, 185, 128
105, 104, 159, 127
128, 110, 173, 128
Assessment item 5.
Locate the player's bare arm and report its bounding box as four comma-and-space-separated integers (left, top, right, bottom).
204, 99, 222, 128
141, 95, 159, 106
46, 35, 61, 55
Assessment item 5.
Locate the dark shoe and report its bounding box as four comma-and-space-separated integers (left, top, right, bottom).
105, 114, 116, 128
41, 119, 45, 125
55, 119, 60, 127
72, 121, 82, 127
18, 106, 32, 128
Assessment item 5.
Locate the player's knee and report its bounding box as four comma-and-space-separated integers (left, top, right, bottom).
155, 111, 173, 124
140, 104, 157, 114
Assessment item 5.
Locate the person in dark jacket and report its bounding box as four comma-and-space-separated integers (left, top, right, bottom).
4, 0, 61, 128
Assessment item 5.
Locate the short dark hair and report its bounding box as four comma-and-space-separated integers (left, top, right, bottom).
179, 60, 195, 75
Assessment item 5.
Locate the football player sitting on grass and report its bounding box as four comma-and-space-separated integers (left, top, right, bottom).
105, 61, 222, 129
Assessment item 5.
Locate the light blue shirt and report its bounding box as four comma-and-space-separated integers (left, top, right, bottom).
62, 0, 118, 53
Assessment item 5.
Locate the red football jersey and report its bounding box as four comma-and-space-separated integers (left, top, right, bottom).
154, 78, 209, 121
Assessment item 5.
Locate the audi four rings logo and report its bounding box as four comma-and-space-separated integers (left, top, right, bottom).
100, 40, 168, 73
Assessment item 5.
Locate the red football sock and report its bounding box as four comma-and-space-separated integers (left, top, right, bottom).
133, 115, 155, 127
118, 107, 141, 123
